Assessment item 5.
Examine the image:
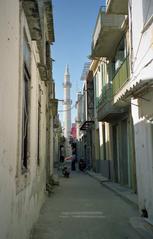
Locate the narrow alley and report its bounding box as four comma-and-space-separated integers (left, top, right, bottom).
31, 172, 151, 239
1, 1, 153, 239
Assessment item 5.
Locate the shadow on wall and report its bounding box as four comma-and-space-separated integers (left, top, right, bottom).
138, 92, 153, 120
133, 118, 153, 219
95, 141, 111, 179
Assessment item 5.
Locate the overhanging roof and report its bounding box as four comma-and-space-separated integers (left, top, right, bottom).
91, 28, 124, 59
80, 121, 94, 130
106, 0, 128, 15
91, 10, 125, 59
117, 79, 153, 101
45, 1, 55, 43
23, 0, 42, 41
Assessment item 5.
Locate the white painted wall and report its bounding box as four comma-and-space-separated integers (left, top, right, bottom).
131, 0, 153, 79
131, 0, 153, 220
0, 1, 20, 238
0, 2, 52, 238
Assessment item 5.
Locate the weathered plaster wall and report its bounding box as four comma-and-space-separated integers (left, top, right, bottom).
0, 1, 20, 238
0, 1, 49, 238
132, 0, 153, 79
131, 0, 153, 220
132, 97, 153, 219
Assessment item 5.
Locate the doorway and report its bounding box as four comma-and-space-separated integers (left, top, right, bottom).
112, 125, 119, 182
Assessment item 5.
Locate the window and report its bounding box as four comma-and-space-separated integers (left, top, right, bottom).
21, 34, 31, 172
101, 63, 107, 88
115, 37, 126, 71
109, 36, 128, 80
102, 123, 106, 160
37, 87, 41, 166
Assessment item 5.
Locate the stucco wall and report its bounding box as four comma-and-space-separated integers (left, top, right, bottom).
132, 97, 153, 219
131, 0, 153, 79
131, 0, 153, 220
0, 2, 49, 238
0, 1, 20, 238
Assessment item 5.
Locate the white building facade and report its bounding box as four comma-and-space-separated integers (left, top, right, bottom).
130, 0, 153, 220
106, 0, 153, 221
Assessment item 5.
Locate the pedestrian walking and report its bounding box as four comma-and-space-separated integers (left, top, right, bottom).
60, 146, 64, 163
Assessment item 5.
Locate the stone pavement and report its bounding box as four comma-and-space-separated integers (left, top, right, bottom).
86, 170, 138, 208
87, 170, 153, 238
30, 171, 153, 239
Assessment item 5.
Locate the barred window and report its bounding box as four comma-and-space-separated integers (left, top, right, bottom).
21, 34, 31, 172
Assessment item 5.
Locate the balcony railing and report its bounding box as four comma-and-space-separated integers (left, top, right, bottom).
112, 56, 129, 95
98, 56, 129, 107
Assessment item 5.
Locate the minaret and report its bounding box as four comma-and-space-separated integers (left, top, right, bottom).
63, 65, 72, 156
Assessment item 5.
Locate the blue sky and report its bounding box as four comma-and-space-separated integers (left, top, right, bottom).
52, 0, 105, 124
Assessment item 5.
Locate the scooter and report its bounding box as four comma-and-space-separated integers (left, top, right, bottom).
79, 159, 86, 172
61, 156, 72, 178
62, 166, 70, 178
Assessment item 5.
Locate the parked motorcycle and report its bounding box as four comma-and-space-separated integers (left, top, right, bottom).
62, 156, 72, 178
62, 166, 70, 178
79, 159, 86, 172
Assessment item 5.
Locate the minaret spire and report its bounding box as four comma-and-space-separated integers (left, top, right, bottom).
65, 64, 69, 76
63, 64, 72, 157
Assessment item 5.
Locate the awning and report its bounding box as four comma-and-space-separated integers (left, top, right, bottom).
116, 79, 153, 101
80, 121, 94, 131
